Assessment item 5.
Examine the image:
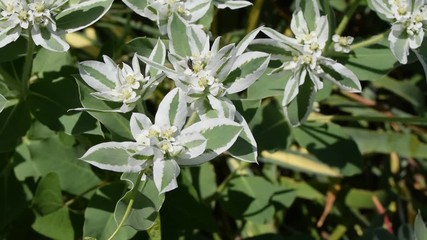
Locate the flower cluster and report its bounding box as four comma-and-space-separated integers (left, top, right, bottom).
332, 34, 354, 53
78, 40, 166, 113
0, 0, 113, 52
369, 0, 427, 63
0, 0, 68, 50
253, 8, 361, 126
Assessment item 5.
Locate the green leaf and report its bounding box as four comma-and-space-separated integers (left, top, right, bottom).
32, 173, 63, 215
251, 100, 292, 151
115, 174, 165, 230
32, 207, 74, 240
344, 127, 427, 158
261, 150, 341, 177
26, 135, 101, 196
0, 93, 6, 113
0, 36, 26, 63
28, 69, 83, 132
344, 189, 387, 209
122, 0, 148, 17
56, 0, 114, 33
147, 215, 161, 240
398, 224, 415, 240
293, 122, 362, 176
279, 177, 324, 202
220, 176, 295, 224
160, 175, 218, 239
415, 211, 427, 240
76, 79, 132, 139
247, 62, 290, 100
337, 40, 398, 81
32, 48, 74, 75
0, 101, 31, 153
84, 182, 137, 240
373, 76, 425, 114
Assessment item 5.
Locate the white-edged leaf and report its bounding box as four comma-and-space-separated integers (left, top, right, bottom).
153, 159, 180, 193
320, 58, 362, 92
389, 24, 410, 64
56, 0, 114, 33
168, 13, 193, 56
249, 38, 297, 59
235, 26, 263, 56
122, 0, 148, 17
283, 74, 316, 127
179, 118, 243, 165
225, 51, 270, 94
130, 113, 153, 141
215, 0, 252, 9
32, 26, 69, 52
227, 112, 258, 163
0, 25, 21, 48
79, 58, 117, 92
155, 88, 187, 130
80, 142, 145, 173
187, 0, 211, 22
205, 95, 236, 119
177, 133, 207, 159
137, 55, 179, 79
0, 94, 6, 113
367, 0, 394, 20
146, 39, 166, 77
260, 28, 302, 53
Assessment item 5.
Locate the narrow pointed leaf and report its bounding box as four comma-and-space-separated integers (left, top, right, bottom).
155, 88, 187, 129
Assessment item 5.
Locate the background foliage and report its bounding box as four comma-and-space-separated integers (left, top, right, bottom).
1, 0, 427, 239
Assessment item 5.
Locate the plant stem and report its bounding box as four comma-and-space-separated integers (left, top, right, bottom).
335, 0, 360, 36
350, 31, 388, 50
246, 0, 264, 33
205, 161, 250, 203
107, 171, 145, 240
21, 29, 35, 100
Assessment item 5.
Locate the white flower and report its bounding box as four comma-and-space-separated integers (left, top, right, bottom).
79, 54, 161, 113
370, 0, 427, 63
332, 34, 354, 53
139, 0, 210, 34
260, 9, 361, 126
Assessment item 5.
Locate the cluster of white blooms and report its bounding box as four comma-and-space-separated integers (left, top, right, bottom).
0, 0, 65, 29
332, 34, 354, 53
79, 54, 161, 113
135, 122, 181, 156
184, 54, 226, 98
0, 0, 67, 48
370, 0, 427, 63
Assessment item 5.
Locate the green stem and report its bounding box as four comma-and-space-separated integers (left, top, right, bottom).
308, 114, 427, 125
107, 171, 145, 240
335, 0, 360, 36
246, 0, 264, 33
205, 161, 251, 203
21, 29, 35, 100
350, 31, 388, 50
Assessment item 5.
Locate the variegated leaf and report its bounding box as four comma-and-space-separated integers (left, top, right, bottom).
153, 159, 180, 193
80, 142, 148, 173
179, 118, 243, 165
122, 0, 149, 17
56, 0, 114, 33
79, 57, 117, 92
146, 39, 167, 78
225, 51, 270, 94
155, 88, 187, 130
